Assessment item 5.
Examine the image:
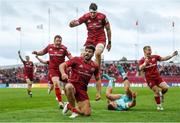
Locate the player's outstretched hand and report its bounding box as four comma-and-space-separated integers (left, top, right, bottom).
32, 51, 37, 55
173, 51, 178, 56
95, 93, 101, 101
18, 50, 20, 54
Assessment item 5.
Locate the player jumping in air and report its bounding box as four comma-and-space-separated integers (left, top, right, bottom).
139, 46, 178, 110
69, 3, 112, 67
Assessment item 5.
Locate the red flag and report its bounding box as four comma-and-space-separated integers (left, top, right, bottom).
172, 21, 175, 27
16, 27, 21, 31
136, 20, 138, 26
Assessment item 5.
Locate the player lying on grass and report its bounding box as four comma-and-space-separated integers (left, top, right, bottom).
105, 65, 136, 111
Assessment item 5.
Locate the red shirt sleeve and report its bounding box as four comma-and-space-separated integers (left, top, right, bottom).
65, 57, 78, 67
138, 58, 144, 66
78, 14, 88, 25
65, 49, 72, 58
42, 45, 49, 54
155, 55, 161, 61
102, 15, 110, 26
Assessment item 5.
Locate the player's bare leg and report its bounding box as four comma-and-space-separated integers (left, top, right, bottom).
95, 43, 104, 67
77, 100, 91, 116
158, 82, 169, 103
48, 84, 54, 94
152, 85, 163, 110
63, 83, 80, 118
26, 79, 32, 97
52, 76, 63, 109
106, 79, 121, 101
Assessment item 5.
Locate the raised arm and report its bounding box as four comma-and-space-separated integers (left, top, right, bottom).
32, 50, 46, 56
160, 51, 178, 61
35, 56, 48, 64
18, 50, 24, 63
69, 20, 80, 27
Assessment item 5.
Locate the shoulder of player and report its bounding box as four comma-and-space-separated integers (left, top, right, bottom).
69, 56, 81, 61
139, 57, 145, 61
90, 60, 99, 67
82, 13, 91, 18
97, 12, 106, 18
60, 44, 68, 50
151, 55, 160, 58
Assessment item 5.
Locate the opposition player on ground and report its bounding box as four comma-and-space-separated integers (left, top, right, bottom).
59, 45, 101, 118
18, 50, 35, 97
139, 46, 178, 110
104, 64, 136, 111
106, 79, 136, 111
32, 35, 72, 109
69, 3, 112, 67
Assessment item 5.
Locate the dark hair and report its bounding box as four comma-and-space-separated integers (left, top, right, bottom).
143, 45, 151, 51
89, 3, 98, 11
85, 45, 95, 52
54, 35, 62, 41
107, 104, 116, 110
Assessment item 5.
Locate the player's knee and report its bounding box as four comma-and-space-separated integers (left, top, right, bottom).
95, 50, 102, 57
65, 83, 74, 92
84, 110, 91, 116
105, 93, 111, 99
162, 87, 168, 94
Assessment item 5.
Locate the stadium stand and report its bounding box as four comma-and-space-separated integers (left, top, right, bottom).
0, 61, 180, 84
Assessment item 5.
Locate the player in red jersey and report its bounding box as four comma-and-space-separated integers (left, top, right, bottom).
18, 50, 34, 97
35, 56, 65, 95
139, 46, 178, 110
69, 3, 112, 67
59, 45, 101, 118
32, 35, 72, 109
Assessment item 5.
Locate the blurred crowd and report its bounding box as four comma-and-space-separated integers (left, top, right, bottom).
0, 61, 180, 84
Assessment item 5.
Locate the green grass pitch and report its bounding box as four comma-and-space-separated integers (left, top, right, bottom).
0, 87, 180, 122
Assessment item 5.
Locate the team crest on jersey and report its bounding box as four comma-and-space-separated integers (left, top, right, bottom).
152, 58, 155, 62
87, 20, 91, 23
60, 49, 64, 52
91, 68, 95, 72
98, 20, 102, 23
49, 48, 53, 51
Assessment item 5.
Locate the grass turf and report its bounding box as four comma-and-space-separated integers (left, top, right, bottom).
0, 87, 180, 122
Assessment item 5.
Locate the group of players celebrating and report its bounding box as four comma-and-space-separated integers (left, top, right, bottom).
18, 3, 178, 118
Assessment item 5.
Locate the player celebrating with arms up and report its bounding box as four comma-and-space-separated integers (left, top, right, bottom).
32, 35, 72, 109
59, 45, 101, 118
18, 51, 35, 97
69, 3, 112, 67
139, 46, 178, 110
